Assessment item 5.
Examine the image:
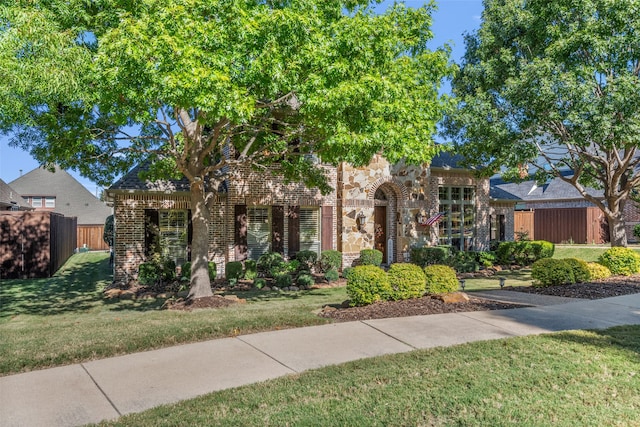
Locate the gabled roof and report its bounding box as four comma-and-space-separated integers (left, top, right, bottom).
109, 161, 191, 192
490, 170, 603, 202
9, 166, 112, 225
430, 151, 467, 170
0, 179, 33, 210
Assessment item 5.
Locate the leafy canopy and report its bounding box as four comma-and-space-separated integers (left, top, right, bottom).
0, 0, 454, 190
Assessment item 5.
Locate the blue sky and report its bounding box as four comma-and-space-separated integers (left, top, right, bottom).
0, 0, 483, 193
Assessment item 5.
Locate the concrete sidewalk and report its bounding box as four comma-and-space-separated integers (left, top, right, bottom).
2, 293, 640, 427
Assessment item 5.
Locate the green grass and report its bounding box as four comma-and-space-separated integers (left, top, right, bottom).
0, 253, 345, 376
97, 325, 640, 426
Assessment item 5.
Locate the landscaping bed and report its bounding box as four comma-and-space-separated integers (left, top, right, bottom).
505, 275, 640, 299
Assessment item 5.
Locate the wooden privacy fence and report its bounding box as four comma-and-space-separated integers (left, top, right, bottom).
514, 207, 608, 244
0, 211, 77, 279
77, 225, 109, 251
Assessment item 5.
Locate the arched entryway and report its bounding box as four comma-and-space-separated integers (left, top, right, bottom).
373, 184, 399, 264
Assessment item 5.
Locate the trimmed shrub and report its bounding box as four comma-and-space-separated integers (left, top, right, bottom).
296, 250, 318, 270
387, 263, 426, 300
423, 265, 458, 294
342, 267, 354, 280
634, 224, 640, 240
138, 262, 160, 286
585, 262, 612, 280
207, 262, 217, 281
257, 252, 285, 273
320, 250, 342, 272
531, 258, 575, 286
225, 261, 243, 282
477, 251, 496, 268
410, 246, 450, 267
496, 240, 554, 266
360, 249, 383, 266
180, 262, 191, 281
446, 251, 479, 273
286, 259, 301, 273
244, 260, 257, 280
324, 269, 340, 283
346, 265, 392, 306
162, 258, 176, 281
598, 247, 640, 276
254, 278, 267, 289
563, 258, 591, 283
275, 273, 293, 288
297, 272, 315, 287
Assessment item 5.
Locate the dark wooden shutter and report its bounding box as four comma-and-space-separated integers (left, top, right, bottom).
499, 214, 506, 241
144, 209, 159, 256
288, 206, 300, 256
272, 205, 284, 254
321, 206, 333, 251
187, 210, 193, 261
234, 205, 248, 261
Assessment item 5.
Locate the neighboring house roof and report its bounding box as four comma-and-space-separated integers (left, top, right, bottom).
109, 161, 191, 192
9, 166, 112, 225
430, 151, 467, 170
0, 179, 33, 210
490, 170, 603, 202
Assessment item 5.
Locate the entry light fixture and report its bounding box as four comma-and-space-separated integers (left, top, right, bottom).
499, 277, 506, 288
356, 211, 367, 232
459, 279, 466, 291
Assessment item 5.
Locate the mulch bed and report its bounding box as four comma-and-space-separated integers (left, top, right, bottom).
318, 296, 524, 322
504, 275, 640, 300
164, 295, 238, 311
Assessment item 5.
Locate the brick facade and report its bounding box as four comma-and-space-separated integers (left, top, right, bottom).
110, 158, 502, 281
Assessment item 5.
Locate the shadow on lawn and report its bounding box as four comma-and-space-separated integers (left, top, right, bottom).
0, 253, 162, 317
550, 325, 640, 356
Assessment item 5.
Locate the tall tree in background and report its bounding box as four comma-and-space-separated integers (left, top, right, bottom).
0, 0, 453, 298
444, 0, 640, 246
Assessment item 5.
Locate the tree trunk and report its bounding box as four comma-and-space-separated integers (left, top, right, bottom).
608, 211, 628, 247
187, 179, 213, 299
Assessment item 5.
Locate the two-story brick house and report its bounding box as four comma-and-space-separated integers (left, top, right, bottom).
106, 152, 516, 282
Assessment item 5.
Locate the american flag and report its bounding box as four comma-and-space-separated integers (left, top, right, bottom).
425, 212, 445, 226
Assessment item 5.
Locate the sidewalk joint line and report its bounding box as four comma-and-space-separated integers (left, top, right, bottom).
359, 320, 418, 350
81, 363, 122, 417
234, 336, 299, 373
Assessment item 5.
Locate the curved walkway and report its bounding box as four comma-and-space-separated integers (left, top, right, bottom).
2, 292, 640, 427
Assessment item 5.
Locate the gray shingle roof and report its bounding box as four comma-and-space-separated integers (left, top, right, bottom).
109, 161, 191, 192
0, 179, 33, 210
490, 171, 603, 202
430, 151, 466, 170
9, 166, 112, 225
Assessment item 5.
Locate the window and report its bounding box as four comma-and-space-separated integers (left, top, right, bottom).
247, 207, 270, 260
159, 210, 189, 266
490, 214, 506, 242
299, 207, 320, 254
438, 186, 476, 250
45, 197, 55, 208
31, 197, 42, 208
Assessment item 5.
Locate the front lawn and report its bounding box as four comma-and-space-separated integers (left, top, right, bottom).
98, 325, 640, 426
0, 253, 344, 376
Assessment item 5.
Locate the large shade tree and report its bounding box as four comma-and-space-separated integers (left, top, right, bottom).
444, 0, 640, 246
0, 0, 453, 298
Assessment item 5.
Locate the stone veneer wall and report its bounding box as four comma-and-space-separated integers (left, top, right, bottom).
490, 202, 516, 242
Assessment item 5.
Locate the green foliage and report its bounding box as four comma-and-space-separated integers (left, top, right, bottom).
423, 265, 458, 294
162, 258, 176, 282
207, 262, 217, 281
563, 258, 591, 283
410, 246, 450, 267
286, 259, 302, 273
634, 224, 640, 240
103, 215, 114, 247
225, 262, 243, 281
320, 250, 342, 273
531, 259, 575, 287
342, 267, 354, 280
258, 252, 285, 274
387, 263, 426, 301
180, 262, 191, 282
275, 273, 293, 288
346, 265, 392, 307
477, 251, 495, 268
253, 278, 267, 289
296, 251, 318, 271
297, 273, 315, 287
244, 260, 257, 280
446, 251, 479, 273
496, 241, 554, 266
585, 262, 612, 281
445, 0, 640, 246
359, 249, 383, 267
324, 269, 340, 283
138, 262, 160, 286
597, 247, 640, 276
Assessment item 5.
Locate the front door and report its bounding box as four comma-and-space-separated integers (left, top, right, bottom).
374, 206, 387, 262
